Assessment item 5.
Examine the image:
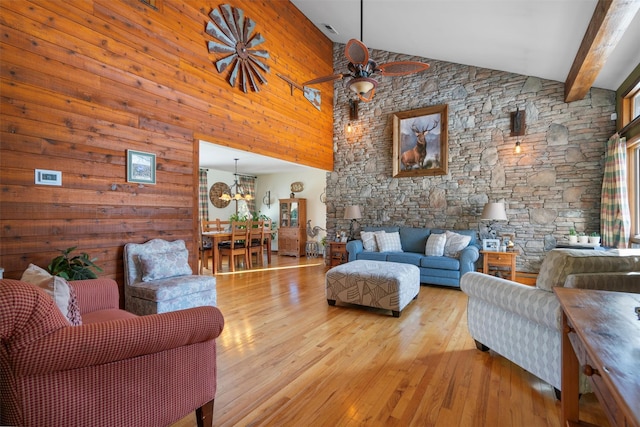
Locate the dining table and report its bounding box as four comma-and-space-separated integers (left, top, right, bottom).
202, 229, 271, 274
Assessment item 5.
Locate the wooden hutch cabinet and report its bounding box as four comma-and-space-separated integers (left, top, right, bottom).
278, 198, 306, 257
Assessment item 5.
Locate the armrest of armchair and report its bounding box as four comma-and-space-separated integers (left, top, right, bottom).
564, 272, 640, 293
346, 240, 364, 262
13, 305, 224, 376
460, 272, 561, 330
72, 278, 120, 314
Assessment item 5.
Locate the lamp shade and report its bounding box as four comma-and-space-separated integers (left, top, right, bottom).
481, 202, 507, 221
344, 205, 362, 220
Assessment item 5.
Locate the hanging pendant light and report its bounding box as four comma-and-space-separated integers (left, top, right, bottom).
219, 158, 254, 202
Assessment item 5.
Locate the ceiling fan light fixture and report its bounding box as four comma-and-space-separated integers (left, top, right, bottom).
348, 77, 376, 96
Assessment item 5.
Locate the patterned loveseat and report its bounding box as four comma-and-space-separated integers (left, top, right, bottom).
460, 248, 640, 396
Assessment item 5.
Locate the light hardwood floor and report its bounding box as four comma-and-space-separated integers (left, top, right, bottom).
173, 255, 608, 427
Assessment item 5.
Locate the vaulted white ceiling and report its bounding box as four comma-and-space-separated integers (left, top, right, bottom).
201, 0, 640, 173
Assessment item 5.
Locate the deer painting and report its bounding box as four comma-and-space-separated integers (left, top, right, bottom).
401, 120, 439, 170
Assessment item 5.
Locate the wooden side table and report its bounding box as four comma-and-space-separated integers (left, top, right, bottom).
480, 250, 517, 281
328, 242, 348, 267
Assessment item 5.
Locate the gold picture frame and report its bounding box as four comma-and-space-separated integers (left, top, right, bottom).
392, 104, 448, 177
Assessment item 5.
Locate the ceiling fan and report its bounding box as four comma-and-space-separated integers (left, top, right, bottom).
304, 0, 430, 102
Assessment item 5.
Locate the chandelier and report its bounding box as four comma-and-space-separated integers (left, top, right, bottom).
219, 158, 254, 202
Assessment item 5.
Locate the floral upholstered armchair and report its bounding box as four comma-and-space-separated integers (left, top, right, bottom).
0, 277, 224, 427
124, 238, 217, 315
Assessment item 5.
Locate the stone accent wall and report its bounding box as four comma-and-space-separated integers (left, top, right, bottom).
326, 44, 616, 272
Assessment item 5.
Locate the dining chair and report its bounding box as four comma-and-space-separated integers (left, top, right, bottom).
262, 218, 273, 264
198, 220, 213, 274
247, 220, 265, 268
218, 221, 248, 272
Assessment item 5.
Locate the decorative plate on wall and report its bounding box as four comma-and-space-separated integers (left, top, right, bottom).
290, 181, 304, 193
209, 182, 231, 208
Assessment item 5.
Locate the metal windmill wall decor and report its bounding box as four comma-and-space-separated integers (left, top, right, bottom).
206, 4, 270, 93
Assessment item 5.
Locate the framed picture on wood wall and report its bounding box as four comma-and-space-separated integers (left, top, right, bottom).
127, 150, 156, 184
392, 104, 448, 178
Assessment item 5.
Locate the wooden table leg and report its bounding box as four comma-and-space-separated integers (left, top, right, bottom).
561, 311, 580, 425
212, 237, 220, 275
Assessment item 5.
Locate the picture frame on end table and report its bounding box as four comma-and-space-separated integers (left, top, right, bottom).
482, 238, 500, 251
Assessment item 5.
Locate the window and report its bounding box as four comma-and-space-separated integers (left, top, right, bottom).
628, 139, 640, 243
619, 66, 640, 245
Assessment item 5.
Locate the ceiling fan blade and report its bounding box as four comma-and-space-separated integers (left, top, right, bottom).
302, 74, 344, 86
377, 61, 430, 76
345, 39, 369, 66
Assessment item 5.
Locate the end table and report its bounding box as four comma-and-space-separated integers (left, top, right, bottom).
480, 250, 517, 281
328, 242, 348, 267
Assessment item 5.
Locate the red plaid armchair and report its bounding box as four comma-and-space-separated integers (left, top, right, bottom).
0, 278, 224, 427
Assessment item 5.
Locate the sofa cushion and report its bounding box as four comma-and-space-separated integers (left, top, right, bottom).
356, 252, 389, 262
126, 274, 216, 302
420, 256, 460, 271
139, 249, 192, 282
20, 264, 82, 326
536, 249, 640, 292
377, 232, 403, 252
425, 233, 446, 256
444, 231, 472, 257
387, 252, 424, 266
399, 227, 431, 253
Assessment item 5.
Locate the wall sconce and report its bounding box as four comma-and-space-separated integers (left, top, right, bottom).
511, 107, 525, 154
347, 99, 359, 134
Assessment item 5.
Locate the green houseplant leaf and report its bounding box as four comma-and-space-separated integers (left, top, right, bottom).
48, 246, 103, 281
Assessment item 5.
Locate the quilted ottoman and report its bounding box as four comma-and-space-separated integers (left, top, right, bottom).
325, 260, 420, 317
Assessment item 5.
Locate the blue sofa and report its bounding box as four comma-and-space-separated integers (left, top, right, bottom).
345, 226, 480, 288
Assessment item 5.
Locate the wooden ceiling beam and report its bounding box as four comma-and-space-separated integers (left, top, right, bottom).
564, 0, 640, 103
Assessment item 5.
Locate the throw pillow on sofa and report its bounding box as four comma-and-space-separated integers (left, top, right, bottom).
360, 231, 379, 252
425, 233, 447, 256
376, 231, 403, 252
444, 231, 472, 257
21, 263, 82, 325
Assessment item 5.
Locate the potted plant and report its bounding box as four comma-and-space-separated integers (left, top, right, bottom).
577, 232, 589, 244
48, 246, 103, 281
568, 228, 578, 244
589, 232, 601, 245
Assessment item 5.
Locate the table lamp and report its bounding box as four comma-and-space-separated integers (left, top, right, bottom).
481, 202, 507, 238
344, 205, 362, 241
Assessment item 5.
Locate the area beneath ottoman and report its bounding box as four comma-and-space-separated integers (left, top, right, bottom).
325, 260, 420, 317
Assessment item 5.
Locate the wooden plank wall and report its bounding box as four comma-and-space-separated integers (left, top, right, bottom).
0, 0, 334, 290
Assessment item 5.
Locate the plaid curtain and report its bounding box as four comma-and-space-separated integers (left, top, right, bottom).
601, 133, 631, 248
239, 175, 256, 213
199, 169, 209, 221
